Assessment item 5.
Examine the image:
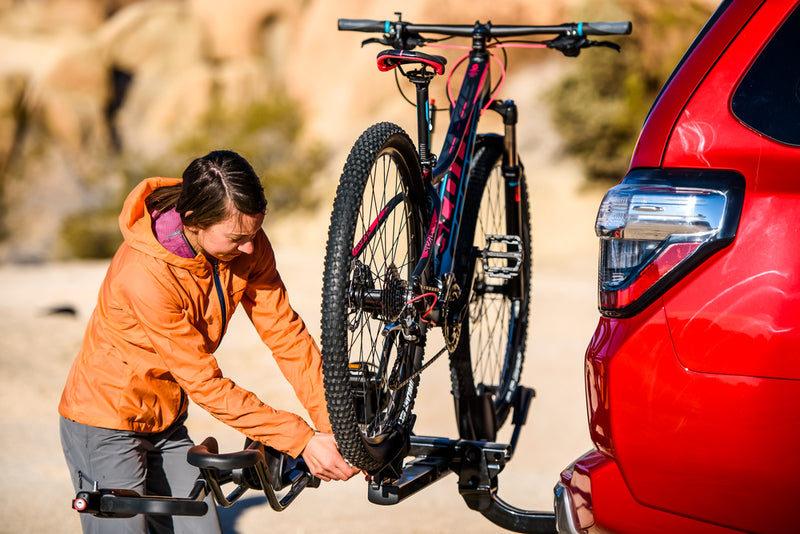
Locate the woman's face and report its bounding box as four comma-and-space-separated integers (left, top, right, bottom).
185, 210, 265, 262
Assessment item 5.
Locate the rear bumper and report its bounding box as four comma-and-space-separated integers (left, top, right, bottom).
554, 449, 750, 534
554, 475, 585, 534
553, 450, 603, 534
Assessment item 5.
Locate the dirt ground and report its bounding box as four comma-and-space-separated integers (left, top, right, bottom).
0, 160, 606, 533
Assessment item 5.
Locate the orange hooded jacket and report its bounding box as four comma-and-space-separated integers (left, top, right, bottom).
59, 177, 331, 458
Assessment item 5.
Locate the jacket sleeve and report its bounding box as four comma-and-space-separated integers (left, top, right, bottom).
241, 234, 333, 435
117, 261, 316, 458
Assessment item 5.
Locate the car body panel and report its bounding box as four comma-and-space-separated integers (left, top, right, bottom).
557, 1, 800, 532
559, 450, 749, 534
591, 310, 800, 533
661, 0, 800, 380
630, 0, 765, 168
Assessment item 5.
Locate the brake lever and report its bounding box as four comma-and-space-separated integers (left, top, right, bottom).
360, 33, 427, 50
591, 40, 622, 53
546, 35, 621, 57
361, 36, 391, 47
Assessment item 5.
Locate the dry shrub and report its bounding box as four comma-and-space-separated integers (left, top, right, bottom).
60, 93, 325, 259
548, 0, 715, 182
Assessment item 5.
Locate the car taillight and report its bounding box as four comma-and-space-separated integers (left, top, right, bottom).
595, 169, 745, 317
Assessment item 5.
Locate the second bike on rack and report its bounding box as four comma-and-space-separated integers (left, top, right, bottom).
320, 13, 631, 533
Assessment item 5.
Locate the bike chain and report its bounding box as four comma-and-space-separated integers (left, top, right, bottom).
388, 345, 447, 391
386, 284, 450, 391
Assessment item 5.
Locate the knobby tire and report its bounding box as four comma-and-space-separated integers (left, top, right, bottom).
449, 135, 532, 438
321, 123, 427, 472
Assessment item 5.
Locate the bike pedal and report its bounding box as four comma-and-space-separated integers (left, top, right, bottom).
481, 234, 523, 279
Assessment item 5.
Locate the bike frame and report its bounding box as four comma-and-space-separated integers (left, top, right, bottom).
354, 22, 527, 324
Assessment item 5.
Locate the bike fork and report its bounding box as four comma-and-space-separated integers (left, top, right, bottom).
488, 99, 526, 295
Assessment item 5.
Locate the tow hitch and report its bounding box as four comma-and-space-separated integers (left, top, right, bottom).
367, 386, 557, 533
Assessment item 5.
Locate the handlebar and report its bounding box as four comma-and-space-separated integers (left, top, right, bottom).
579, 21, 633, 35
337, 18, 632, 37
338, 15, 631, 57
338, 19, 391, 33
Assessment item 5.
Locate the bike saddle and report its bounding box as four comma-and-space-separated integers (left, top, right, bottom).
377, 49, 447, 75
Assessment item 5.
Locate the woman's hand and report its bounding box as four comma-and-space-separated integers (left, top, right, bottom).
301, 432, 361, 482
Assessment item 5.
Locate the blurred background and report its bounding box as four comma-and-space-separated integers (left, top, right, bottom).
0, 0, 715, 532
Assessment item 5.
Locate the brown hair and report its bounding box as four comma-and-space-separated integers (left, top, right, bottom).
146, 150, 268, 229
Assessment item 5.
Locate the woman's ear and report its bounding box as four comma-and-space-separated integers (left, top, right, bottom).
182, 210, 196, 233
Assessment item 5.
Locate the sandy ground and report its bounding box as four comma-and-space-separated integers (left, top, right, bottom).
0, 153, 607, 533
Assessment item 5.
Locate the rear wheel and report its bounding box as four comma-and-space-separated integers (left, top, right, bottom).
449, 135, 531, 439
321, 123, 428, 472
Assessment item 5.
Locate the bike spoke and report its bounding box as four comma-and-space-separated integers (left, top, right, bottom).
344, 149, 417, 437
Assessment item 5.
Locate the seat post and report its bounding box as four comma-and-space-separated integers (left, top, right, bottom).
408, 70, 436, 170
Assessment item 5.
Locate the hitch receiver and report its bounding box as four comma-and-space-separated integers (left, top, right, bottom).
367, 386, 556, 533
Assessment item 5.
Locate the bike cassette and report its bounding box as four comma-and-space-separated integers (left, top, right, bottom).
382, 264, 408, 321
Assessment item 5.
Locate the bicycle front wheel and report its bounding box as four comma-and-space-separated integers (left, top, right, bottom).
321, 122, 428, 472
449, 134, 531, 439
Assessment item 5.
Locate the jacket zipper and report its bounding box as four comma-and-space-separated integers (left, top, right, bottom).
211, 260, 228, 336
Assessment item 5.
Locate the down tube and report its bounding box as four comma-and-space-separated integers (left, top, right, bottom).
436, 114, 481, 275
431, 54, 492, 275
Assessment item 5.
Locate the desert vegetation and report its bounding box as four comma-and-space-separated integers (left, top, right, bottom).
549, 0, 715, 181
0, 0, 715, 261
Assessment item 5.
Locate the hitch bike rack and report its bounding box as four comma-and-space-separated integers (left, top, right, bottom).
368, 386, 556, 534
72, 436, 319, 519
72, 385, 555, 533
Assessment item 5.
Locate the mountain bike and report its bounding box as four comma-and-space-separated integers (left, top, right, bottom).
320, 13, 630, 531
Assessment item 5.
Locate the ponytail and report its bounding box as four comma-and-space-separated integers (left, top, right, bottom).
145, 184, 182, 214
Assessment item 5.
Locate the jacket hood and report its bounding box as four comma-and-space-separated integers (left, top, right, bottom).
119, 177, 206, 270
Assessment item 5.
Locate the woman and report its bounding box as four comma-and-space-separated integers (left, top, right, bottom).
59, 150, 358, 533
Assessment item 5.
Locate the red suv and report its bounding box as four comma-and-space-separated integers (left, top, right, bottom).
554, 1, 800, 533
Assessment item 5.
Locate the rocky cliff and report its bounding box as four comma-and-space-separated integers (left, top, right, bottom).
0, 0, 590, 262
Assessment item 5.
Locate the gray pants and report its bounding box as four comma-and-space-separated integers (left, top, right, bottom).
60, 415, 222, 534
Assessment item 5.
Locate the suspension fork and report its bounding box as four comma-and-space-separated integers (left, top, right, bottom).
489, 99, 525, 301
